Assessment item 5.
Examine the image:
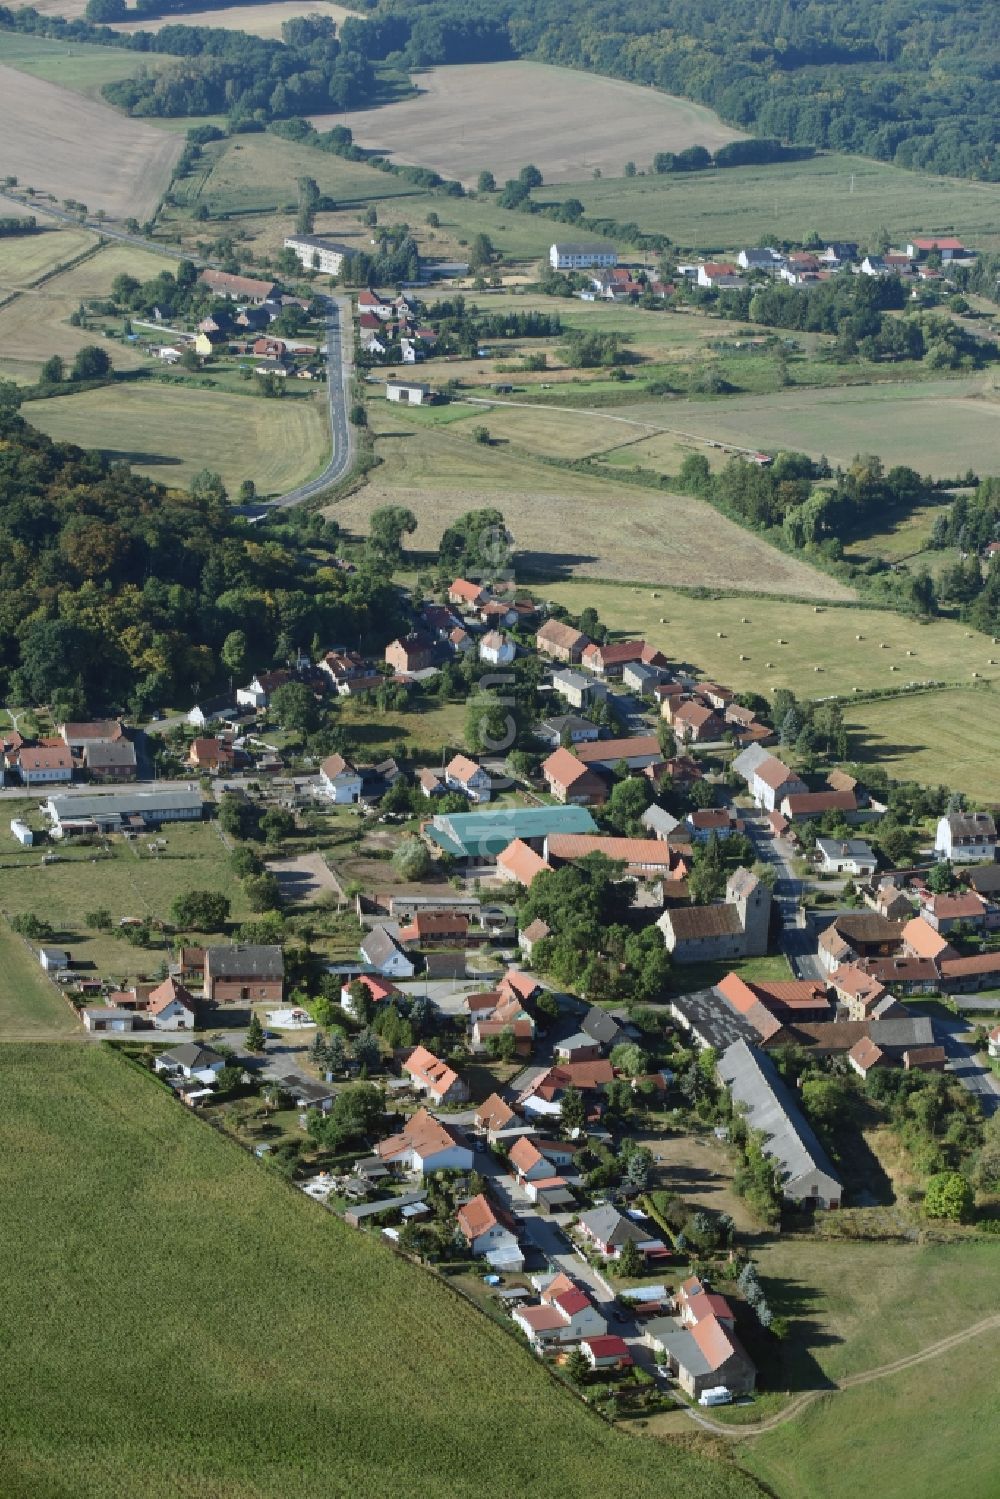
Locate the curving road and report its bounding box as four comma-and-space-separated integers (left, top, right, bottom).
0, 191, 356, 508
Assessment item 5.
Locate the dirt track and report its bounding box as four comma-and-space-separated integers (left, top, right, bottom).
0, 65, 180, 221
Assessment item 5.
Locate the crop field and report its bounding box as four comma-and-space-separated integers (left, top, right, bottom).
312, 61, 744, 187
27, 381, 329, 495
548, 152, 1000, 254
0, 922, 79, 1040
844, 688, 1000, 800
50, 239, 179, 298
0, 1043, 760, 1499
0, 818, 252, 984
0, 58, 181, 221
339, 399, 845, 597
544, 580, 1000, 702
614, 377, 1000, 479
114, 0, 360, 38
0, 225, 96, 289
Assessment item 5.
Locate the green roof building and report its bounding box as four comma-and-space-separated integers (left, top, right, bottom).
424, 804, 597, 862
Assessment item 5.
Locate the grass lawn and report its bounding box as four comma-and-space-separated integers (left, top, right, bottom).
0, 225, 97, 289
547, 152, 1000, 254
668, 952, 793, 995
544, 579, 1000, 703
336, 695, 470, 758
334, 397, 845, 597
0, 922, 80, 1040
845, 688, 1000, 800
0, 1043, 760, 1499
26, 381, 329, 496
0, 820, 249, 986
613, 376, 1000, 480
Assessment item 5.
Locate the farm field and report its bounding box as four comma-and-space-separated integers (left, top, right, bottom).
0, 59, 181, 221
0, 31, 171, 98
844, 688, 1000, 800
114, 0, 361, 38
543, 580, 1000, 703
0, 922, 79, 1040
187, 132, 418, 218
0, 225, 96, 289
50, 239, 179, 298
746, 1333, 1000, 1499
27, 381, 329, 496
337, 400, 849, 597
313, 61, 745, 187
0, 817, 252, 985
0, 1043, 760, 1499
614, 377, 1000, 479
546, 152, 1000, 254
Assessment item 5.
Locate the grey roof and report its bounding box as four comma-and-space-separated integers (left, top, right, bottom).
578, 1204, 647, 1247
205, 944, 283, 979
558, 1030, 597, 1052
816, 838, 875, 861
642, 805, 680, 837
946, 811, 997, 840
361, 925, 408, 969
964, 864, 1000, 895
275, 1072, 335, 1105
645, 1320, 712, 1377
158, 1043, 223, 1068
47, 788, 202, 820
284, 233, 351, 253
552, 669, 593, 693
731, 743, 771, 781
718, 1040, 842, 1196
671, 989, 760, 1052
83, 740, 137, 767
536, 714, 598, 742
581, 1005, 628, 1047
869, 1016, 935, 1051
552, 241, 617, 255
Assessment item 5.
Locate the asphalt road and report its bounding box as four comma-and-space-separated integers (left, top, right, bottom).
934, 1016, 1000, 1114
0, 192, 356, 510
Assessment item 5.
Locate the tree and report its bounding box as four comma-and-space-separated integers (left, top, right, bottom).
260, 807, 295, 845
269, 680, 319, 734
476, 170, 496, 193
244, 873, 282, 913
392, 837, 430, 882
518, 164, 543, 190
353, 1028, 380, 1076
926, 861, 955, 894
607, 775, 651, 834
40, 355, 65, 385
617, 1238, 644, 1278
469, 233, 495, 270
560, 1085, 585, 1137
368, 504, 417, 566
564, 1348, 590, 1386
624, 1146, 653, 1190
85, 907, 113, 931
170, 889, 230, 931
70, 345, 112, 381
923, 1170, 973, 1222
221, 630, 248, 678
245, 1011, 266, 1052
610, 1042, 649, 1078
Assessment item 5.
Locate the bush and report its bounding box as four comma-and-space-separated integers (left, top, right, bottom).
924, 1171, 973, 1222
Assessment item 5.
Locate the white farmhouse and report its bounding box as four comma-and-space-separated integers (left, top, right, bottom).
549, 241, 617, 271
935, 811, 997, 864
319, 753, 363, 804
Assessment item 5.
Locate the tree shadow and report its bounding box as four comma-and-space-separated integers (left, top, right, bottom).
102, 449, 183, 467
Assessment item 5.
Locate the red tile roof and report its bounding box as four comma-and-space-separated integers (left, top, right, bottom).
496, 839, 551, 886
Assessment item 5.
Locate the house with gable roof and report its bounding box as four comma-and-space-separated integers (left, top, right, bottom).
403, 1044, 469, 1105
147, 976, 197, 1031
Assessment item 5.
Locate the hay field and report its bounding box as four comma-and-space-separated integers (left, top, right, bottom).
0, 1043, 759, 1499
0, 31, 171, 99
192, 132, 417, 216
312, 61, 744, 186
555, 152, 1000, 254
0, 63, 181, 221
615, 377, 1000, 479
335, 400, 847, 597
50, 240, 179, 297
114, 0, 359, 37
28, 381, 329, 496
544, 579, 1000, 701
844, 688, 1000, 800
0, 226, 96, 289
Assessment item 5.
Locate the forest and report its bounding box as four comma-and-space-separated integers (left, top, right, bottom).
0, 407, 408, 719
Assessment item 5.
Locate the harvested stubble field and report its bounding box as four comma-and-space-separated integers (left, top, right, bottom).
313, 60, 744, 186
614, 377, 1000, 480
114, 0, 360, 37
544, 580, 1000, 704
27, 381, 329, 495
844, 687, 1000, 800
0, 224, 96, 289
0, 57, 181, 221
551, 152, 1000, 254
338, 400, 847, 597
0, 1043, 761, 1499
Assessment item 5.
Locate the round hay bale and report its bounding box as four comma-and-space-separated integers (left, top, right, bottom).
880, 642, 888, 649
652, 592, 660, 599
739, 653, 748, 661
766, 662, 773, 668
741, 617, 749, 624
717, 631, 725, 638
659, 617, 666, 624
778, 638, 787, 645
814, 665, 822, 672
856, 634, 863, 641
906, 650, 914, 657
890, 665, 898, 671
814, 607, 823, 613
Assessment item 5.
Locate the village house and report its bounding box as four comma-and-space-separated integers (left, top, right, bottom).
496, 838, 553, 887
187, 737, 235, 775
906, 236, 968, 261
236, 669, 291, 711
517, 1061, 614, 1121
697, 262, 743, 288
534, 714, 601, 749
479, 630, 516, 666
646, 1277, 755, 1399
829, 964, 897, 1021
519, 918, 551, 960
385, 634, 435, 674
551, 668, 607, 710
456, 1193, 523, 1271
513, 1270, 608, 1349
781, 789, 858, 822
536, 618, 589, 664
448, 578, 487, 610
577, 1204, 668, 1262
444, 754, 492, 804
19, 746, 74, 787
814, 838, 877, 877
153, 1043, 225, 1082
658, 868, 771, 963
541, 747, 608, 807
475, 1092, 520, 1140
340, 973, 399, 1016
573, 736, 664, 774
203, 945, 284, 1004
936, 810, 998, 864
378, 1109, 474, 1177
685, 808, 742, 841
399, 912, 476, 949
403, 1044, 469, 1105
818, 912, 904, 972
359, 925, 415, 979
146, 976, 197, 1031
319, 752, 364, 804
580, 640, 646, 678
386, 379, 434, 406
732, 747, 808, 813
672, 700, 725, 745
198, 269, 276, 303
918, 890, 990, 934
